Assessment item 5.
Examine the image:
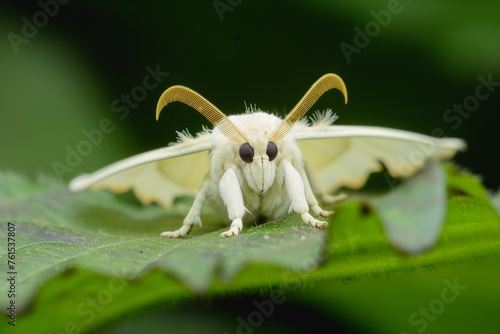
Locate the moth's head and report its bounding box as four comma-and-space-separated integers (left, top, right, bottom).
238, 128, 279, 193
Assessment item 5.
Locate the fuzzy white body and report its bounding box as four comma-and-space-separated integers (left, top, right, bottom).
169, 112, 330, 237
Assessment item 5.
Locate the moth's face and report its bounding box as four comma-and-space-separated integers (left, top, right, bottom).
238, 136, 279, 194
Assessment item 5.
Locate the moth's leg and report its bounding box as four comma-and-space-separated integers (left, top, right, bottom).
283, 162, 328, 229
303, 163, 347, 205
160, 181, 208, 238
219, 167, 246, 238
299, 168, 334, 218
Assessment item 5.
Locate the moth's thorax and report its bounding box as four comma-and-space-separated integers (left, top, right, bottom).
232, 111, 282, 137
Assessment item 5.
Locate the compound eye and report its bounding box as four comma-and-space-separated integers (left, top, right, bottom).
266, 141, 278, 161
239, 143, 254, 163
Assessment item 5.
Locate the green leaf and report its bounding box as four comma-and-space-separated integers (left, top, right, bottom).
0, 172, 326, 314
0, 166, 499, 333
370, 162, 446, 254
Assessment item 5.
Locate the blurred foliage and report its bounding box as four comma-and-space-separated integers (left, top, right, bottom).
1, 0, 499, 333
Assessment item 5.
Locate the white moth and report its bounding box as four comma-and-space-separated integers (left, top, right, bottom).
69, 74, 465, 238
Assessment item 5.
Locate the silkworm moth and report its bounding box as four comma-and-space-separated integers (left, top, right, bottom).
69, 74, 465, 238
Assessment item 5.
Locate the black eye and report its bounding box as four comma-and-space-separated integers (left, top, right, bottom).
239, 143, 254, 163
266, 141, 278, 161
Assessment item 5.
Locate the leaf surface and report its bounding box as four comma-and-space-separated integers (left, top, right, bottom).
0, 166, 499, 333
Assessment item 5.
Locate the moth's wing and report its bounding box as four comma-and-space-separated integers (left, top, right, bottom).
294, 125, 465, 194
69, 133, 212, 208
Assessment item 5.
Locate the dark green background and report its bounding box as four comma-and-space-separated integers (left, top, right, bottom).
1, 0, 499, 188
1, 1, 499, 333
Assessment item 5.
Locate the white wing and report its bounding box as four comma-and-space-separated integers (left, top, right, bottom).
293, 124, 465, 194
69, 132, 212, 208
